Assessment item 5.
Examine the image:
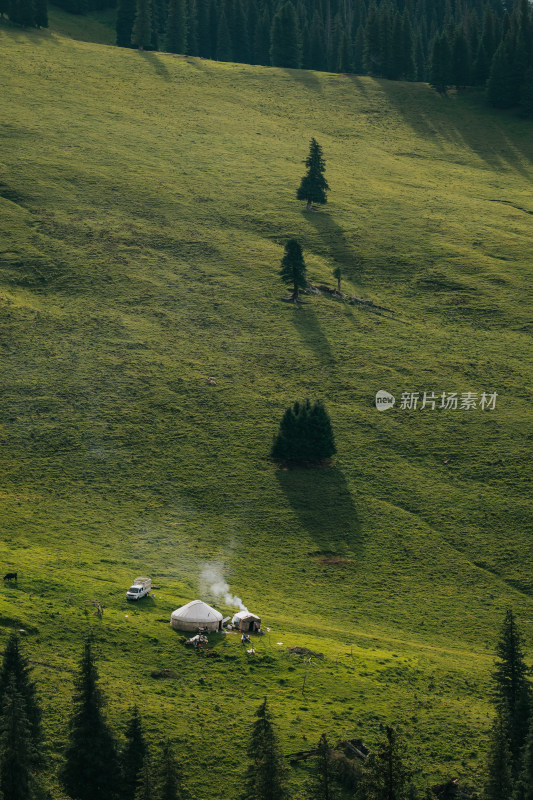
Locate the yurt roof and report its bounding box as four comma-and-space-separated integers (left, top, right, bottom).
171, 600, 223, 624
232, 611, 260, 622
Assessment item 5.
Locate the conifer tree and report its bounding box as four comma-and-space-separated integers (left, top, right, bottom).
357, 726, 412, 800
158, 740, 185, 800
134, 751, 154, 800
165, 0, 187, 53
472, 41, 490, 85
0, 677, 39, 800
492, 609, 531, 778
131, 0, 153, 49
116, 0, 137, 47
513, 705, 533, 800
241, 699, 289, 800
519, 67, 533, 119
279, 238, 307, 302
363, 2, 381, 74
308, 733, 339, 800
34, 0, 48, 28
333, 265, 342, 293
309, 9, 327, 71
187, 0, 199, 54
121, 706, 147, 800
353, 24, 365, 73
485, 712, 513, 800
0, 633, 42, 765
60, 637, 120, 800
196, 0, 211, 57
8, 0, 34, 27
270, 0, 301, 68
297, 137, 330, 209
216, 5, 232, 60
430, 32, 451, 93
452, 26, 471, 87
231, 0, 249, 62
487, 35, 522, 108
271, 399, 336, 465
254, 7, 271, 66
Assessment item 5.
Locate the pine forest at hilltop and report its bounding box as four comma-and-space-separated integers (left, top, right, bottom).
1, 11, 532, 800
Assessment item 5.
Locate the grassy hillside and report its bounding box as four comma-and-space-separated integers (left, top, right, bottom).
1, 21, 532, 798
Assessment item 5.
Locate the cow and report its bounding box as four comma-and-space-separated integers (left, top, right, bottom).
3, 572, 17, 581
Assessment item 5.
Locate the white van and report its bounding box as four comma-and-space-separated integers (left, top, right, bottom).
126, 577, 151, 600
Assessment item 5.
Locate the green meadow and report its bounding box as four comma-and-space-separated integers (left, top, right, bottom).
0, 19, 532, 797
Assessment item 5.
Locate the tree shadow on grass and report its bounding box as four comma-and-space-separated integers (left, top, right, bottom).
139, 50, 171, 81
303, 209, 363, 286
276, 466, 362, 557
353, 75, 533, 180
282, 67, 323, 94
290, 304, 336, 368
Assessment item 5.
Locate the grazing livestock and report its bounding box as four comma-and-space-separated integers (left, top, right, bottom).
3, 572, 17, 581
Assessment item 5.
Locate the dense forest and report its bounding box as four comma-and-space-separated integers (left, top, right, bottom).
0, 610, 532, 799
3, 0, 532, 114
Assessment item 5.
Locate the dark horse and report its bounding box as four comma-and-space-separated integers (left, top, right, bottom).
3, 572, 17, 581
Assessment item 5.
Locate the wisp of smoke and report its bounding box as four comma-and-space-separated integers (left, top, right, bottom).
199, 562, 248, 612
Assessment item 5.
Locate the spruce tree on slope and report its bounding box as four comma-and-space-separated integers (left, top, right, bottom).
279, 238, 307, 302
513, 706, 533, 800
493, 609, 531, 779
357, 726, 412, 800
0, 633, 42, 766
308, 733, 339, 800
216, 6, 232, 61
485, 712, 513, 800
131, 0, 153, 49
116, 0, 136, 47
297, 137, 329, 209
241, 699, 289, 800
158, 740, 186, 800
165, 0, 187, 53
60, 637, 120, 800
270, 1, 301, 68
121, 706, 147, 800
0, 677, 39, 800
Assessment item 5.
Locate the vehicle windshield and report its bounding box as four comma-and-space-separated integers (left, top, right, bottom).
128, 587, 140, 592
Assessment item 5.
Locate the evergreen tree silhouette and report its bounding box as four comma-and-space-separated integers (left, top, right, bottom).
241, 699, 289, 800
270, 1, 301, 68
60, 637, 120, 800
297, 138, 329, 209
279, 238, 307, 302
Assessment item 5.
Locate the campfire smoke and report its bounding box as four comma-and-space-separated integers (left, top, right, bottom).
199, 563, 248, 612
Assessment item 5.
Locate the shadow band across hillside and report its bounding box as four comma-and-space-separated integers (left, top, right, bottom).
303, 209, 363, 286
276, 466, 362, 557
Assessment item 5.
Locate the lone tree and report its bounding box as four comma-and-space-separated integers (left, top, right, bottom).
271, 399, 336, 467
297, 138, 329, 210
60, 636, 120, 800
279, 238, 307, 302
493, 610, 531, 779
241, 698, 289, 800
333, 266, 342, 293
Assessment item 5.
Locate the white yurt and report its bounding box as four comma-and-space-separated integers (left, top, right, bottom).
170, 600, 223, 633
231, 610, 261, 633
